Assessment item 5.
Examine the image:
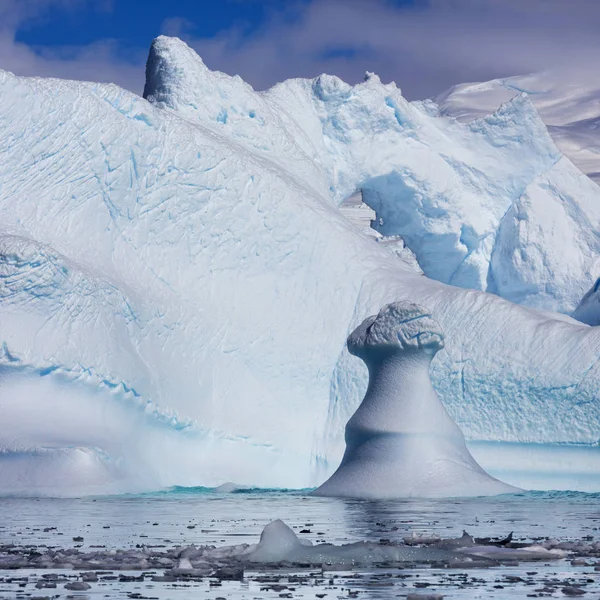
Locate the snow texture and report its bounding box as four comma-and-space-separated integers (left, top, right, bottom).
0, 36, 599, 495
314, 302, 517, 498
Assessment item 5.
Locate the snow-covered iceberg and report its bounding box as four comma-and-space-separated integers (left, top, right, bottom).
143, 37, 600, 314
313, 302, 518, 498
0, 37, 599, 495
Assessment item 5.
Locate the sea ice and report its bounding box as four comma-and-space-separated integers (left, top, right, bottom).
0, 518, 568, 572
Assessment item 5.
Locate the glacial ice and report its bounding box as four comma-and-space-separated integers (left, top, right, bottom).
437, 71, 600, 185
314, 302, 518, 498
573, 278, 600, 326
143, 37, 600, 314
0, 36, 599, 494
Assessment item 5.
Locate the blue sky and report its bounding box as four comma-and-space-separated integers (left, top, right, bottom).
15, 1, 280, 50
2, 0, 599, 99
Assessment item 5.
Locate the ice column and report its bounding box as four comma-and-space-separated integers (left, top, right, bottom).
314, 302, 520, 498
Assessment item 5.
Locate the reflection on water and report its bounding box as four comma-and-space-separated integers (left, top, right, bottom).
1, 489, 598, 548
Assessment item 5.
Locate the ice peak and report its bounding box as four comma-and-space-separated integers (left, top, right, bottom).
312, 73, 352, 102
363, 71, 380, 83
471, 91, 547, 134
143, 36, 208, 108
143, 34, 258, 126
466, 89, 559, 160
144, 35, 216, 108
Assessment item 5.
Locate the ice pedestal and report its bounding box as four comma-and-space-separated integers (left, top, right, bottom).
314, 302, 519, 499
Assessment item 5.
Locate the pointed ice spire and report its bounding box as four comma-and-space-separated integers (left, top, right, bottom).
143, 36, 209, 109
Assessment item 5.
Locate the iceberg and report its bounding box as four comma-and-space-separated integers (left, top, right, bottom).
143, 37, 600, 314
0, 37, 599, 495
314, 302, 517, 498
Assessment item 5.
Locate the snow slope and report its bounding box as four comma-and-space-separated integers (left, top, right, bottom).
0, 37, 599, 495
437, 72, 600, 185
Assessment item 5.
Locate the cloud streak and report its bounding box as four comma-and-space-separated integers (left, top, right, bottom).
0, 0, 144, 91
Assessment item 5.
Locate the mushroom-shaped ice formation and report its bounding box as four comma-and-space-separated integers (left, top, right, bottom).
314, 302, 520, 499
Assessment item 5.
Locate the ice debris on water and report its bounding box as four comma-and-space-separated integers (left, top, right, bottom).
0, 519, 584, 574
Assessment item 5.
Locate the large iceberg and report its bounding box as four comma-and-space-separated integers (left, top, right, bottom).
143, 37, 600, 314
0, 37, 599, 495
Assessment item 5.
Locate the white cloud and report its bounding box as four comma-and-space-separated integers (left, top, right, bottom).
180, 0, 600, 98
1, 0, 600, 99
0, 0, 143, 92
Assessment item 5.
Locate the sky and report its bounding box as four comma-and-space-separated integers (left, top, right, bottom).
0, 0, 599, 100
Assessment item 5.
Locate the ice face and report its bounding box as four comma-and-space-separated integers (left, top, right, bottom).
314, 302, 518, 499
572, 278, 600, 325
0, 37, 599, 495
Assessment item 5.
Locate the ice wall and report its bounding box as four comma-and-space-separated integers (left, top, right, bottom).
573, 279, 600, 326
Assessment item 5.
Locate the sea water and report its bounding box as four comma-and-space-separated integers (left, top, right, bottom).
0, 489, 599, 598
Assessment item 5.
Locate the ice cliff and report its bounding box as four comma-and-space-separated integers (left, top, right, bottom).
0, 36, 599, 495
573, 279, 600, 326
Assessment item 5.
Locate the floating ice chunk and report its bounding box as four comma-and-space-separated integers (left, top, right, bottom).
458, 545, 568, 560
245, 520, 305, 562
64, 581, 91, 591
244, 520, 468, 566
313, 302, 519, 499
214, 482, 250, 493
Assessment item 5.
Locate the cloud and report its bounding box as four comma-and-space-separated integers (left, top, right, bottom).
1, 0, 600, 100
0, 0, 143, 92
161, 16, 196, 38
179, 0, 600, 99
